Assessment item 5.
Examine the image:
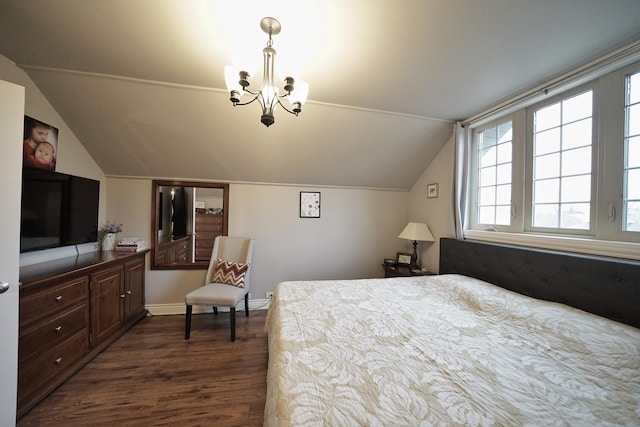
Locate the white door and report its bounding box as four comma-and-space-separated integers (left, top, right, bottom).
0, 79, 25, 426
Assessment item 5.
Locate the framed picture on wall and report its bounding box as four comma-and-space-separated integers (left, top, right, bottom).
427, 183, 439, 198
23, 116, 58, 171
300, 191, 321, 218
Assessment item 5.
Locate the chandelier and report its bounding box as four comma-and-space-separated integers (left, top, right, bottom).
224, 17, 309, 127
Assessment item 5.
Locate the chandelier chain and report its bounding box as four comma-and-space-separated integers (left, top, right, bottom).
267, 28, 274, 47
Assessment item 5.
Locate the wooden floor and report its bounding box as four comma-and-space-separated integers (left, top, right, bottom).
17, 310, 269, 427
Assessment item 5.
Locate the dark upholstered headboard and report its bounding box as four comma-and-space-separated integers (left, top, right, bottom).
439, 238, 640, 329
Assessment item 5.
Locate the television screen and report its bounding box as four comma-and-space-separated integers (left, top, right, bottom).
66, 175, 100, 245
20, 168, 99, 253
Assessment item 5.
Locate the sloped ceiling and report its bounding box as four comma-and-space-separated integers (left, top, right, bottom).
0, 0, 639, 189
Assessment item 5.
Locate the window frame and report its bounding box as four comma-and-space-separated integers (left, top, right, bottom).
597, 62, 640, 243
469, 112, 525, 233
622, 68, 640, 232
469, 116, 514, 230
524, 83, 598, 237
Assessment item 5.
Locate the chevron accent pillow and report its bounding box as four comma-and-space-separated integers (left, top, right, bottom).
211, 258, 250, 288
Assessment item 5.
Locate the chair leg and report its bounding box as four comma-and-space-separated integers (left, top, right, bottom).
213, 306, 218, 315
230, 307, 236, 342
245, 293, 250, 317
185, 305, 192, 340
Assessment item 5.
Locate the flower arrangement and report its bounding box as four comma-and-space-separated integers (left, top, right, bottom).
98, 221, 123, 243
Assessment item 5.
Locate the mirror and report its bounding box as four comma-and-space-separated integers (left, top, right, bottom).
151, 180, 229, 270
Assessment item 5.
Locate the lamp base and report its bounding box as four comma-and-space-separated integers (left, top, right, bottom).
411, 240, 419, 270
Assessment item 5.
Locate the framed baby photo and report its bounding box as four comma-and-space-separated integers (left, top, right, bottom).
23, 115, 58, 171
300, 191, 321, 218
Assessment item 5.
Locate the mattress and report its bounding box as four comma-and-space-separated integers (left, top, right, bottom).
264, 274, 640, 426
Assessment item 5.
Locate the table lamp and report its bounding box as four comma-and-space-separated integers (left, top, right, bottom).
398, 222, 435, 269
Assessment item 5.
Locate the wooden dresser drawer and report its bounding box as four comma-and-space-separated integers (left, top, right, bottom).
195, 223, 223, 232
19, 303, 88, 363
195, 238, 215, 249
176, 243, 189, 261
20, 276, 89, 326
196, 233, 221, 244
18, 330, 89, 406
195, 248, 213, 261
195, 214, 223, 225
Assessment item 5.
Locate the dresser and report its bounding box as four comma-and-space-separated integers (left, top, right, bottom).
155, 235, 190, 265
18, 250, 148, 417
194, 213, 224, 261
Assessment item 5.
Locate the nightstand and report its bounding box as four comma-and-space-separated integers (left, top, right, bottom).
382, 264, 435, 278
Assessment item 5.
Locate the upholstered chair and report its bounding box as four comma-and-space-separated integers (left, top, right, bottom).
184, 236, 255, 341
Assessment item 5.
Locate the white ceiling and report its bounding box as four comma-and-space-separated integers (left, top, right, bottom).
1, 0, 639, 189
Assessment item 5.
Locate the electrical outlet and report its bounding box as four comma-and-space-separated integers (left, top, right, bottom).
266, 291, 273, 299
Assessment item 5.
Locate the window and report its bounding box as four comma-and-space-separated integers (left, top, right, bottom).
624, 71, 640, 231
474, 120, 513, 226
466, 60, 640, 253
531, 90, 593, 230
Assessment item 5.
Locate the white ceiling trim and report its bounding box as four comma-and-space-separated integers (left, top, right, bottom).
308, 99, 453, 123
18, 64, 221, 92
20, 63, 454, 124
105, 174, 411, 192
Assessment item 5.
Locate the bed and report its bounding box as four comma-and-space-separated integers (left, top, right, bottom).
264, 238, 640, 426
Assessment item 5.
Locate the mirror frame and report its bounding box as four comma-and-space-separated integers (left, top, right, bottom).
151, 180, 229, 270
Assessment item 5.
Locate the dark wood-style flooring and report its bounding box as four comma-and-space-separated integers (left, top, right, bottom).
17, 310, 269, 427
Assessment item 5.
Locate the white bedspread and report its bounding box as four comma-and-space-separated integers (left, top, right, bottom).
264, 274, 640, 426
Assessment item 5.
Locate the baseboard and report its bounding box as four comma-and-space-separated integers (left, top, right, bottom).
146, 298, 271, 316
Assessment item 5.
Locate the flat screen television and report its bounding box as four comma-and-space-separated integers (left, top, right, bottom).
20, 167, 100, 253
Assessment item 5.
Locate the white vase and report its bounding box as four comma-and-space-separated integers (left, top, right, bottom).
102, 233, 116, 251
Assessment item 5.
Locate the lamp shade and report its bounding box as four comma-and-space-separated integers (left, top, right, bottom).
288, 79, 309, 106
224, 66, 242, 93
398, 222, 434, 242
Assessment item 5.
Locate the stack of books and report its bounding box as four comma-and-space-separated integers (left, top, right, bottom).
115, 237, 146, 252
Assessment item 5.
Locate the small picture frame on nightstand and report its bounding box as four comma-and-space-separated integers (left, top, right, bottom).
396, 252, 412, 266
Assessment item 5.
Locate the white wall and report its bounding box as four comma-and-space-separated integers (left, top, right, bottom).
408, 133, 456, 273
106, 177, 411, 306
230, 183, 410, 292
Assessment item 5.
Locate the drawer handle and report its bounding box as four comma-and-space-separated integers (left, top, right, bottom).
55, 325, 62, 332
55, 295, 63, 302
126, 290, 132, 295
120, 294, 126, 298
55, 357, 62, 364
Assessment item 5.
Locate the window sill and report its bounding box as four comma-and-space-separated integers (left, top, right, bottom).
463, 230, 640, 262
